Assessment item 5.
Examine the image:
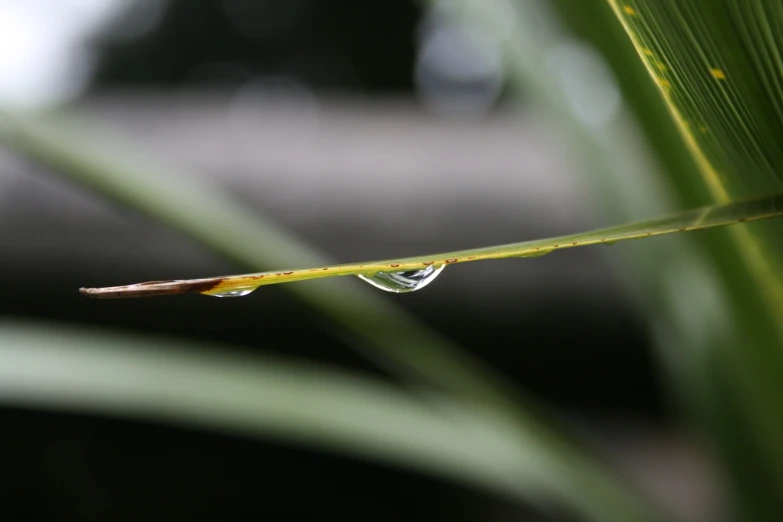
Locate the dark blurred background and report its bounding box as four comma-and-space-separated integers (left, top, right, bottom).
0, 1, 714, 521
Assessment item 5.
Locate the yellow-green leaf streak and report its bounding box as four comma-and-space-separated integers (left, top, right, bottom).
80, 193, 783, 298
607, 0, 783, 341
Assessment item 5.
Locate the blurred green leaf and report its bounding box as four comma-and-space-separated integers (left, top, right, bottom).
604, 2, 783, 519
608, 0, 783, 321
0, 320, 549, 504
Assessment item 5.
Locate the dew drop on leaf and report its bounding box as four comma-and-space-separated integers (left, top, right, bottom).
209, 288, 256, 298
358, 265, 445, 293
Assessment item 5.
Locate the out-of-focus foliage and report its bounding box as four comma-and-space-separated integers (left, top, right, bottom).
0, 110, 669, 522
4, 0, 783, 521
432, 0, 783, 519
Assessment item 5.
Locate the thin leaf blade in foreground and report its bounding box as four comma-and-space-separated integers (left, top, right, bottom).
80, 193, 783, 298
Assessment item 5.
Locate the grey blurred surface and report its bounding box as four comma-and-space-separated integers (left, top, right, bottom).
0, 91, 655, 404
2, 91, 628, 314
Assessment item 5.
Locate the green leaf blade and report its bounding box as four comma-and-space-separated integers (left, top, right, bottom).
78, 193, 783, 298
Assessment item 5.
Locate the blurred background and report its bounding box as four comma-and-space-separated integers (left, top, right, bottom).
0, 1, 720, 521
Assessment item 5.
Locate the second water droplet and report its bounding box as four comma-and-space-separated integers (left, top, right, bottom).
209, 288, 256, 298
358, 264, 445, 293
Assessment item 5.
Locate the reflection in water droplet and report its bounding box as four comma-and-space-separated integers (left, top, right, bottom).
210, 288, 256, 298
358, 265, 445, 293
517, 248, 554, 258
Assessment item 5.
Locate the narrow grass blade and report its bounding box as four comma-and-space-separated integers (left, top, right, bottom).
80, 193, 783, 298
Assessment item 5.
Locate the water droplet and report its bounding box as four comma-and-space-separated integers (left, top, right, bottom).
517, 248, 554, 258
210, 288, 255, 298
358, 265, 445, 293
603, 240, 618, 246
